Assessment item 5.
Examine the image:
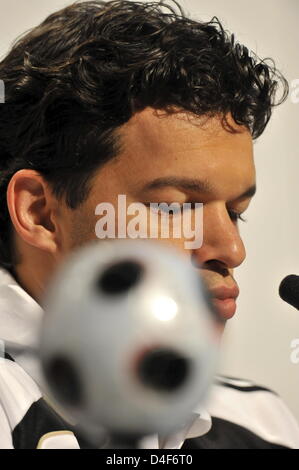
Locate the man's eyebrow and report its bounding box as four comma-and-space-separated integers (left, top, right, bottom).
142, 176, 257, 199
235, 184, 257, 200
142, 177, 214, 193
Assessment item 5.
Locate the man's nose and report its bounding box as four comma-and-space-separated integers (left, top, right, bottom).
191, 203, 246, 270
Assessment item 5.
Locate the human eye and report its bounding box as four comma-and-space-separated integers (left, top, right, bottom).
144, 201, 201, 215
228, 209, 247, 224
144, 202, 184, 215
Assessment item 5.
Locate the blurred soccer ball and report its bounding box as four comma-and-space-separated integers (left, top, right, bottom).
40, 239, 217, 439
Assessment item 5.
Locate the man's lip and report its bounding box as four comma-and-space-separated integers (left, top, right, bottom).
211, 298, 237, 320
209, 285, 240, 301
208, 285, 240, 321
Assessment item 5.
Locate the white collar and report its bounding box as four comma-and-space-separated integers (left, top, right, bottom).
0, 267, 45, 388
0, 267, 43, 350
0, 266, 212, 447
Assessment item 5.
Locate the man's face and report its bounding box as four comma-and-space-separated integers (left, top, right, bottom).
60, 107, 256, 334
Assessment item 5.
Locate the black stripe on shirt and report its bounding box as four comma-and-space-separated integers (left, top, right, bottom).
12, 398, 96, 449
181, 416, 289, 449
4, 352, 15, 362
215, 378, 277, 395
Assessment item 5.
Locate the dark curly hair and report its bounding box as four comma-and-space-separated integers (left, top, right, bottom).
0, 0, 288, 271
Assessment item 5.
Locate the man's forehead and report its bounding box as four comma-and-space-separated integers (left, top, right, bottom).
96, 107, 255, 205
118, 107, 252, 154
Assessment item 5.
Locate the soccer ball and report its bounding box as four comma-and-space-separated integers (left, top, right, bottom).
39, 239, 217, 441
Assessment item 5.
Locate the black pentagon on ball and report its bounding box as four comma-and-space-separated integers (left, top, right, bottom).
96, 259, 144, 295
43, 356, 83, 408
137, 348, 191, 392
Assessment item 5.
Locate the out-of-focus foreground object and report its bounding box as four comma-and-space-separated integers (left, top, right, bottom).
39, 240, 218, 447
279, 275, 299, 310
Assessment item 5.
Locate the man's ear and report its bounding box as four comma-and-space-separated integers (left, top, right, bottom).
7, 169, 60, 255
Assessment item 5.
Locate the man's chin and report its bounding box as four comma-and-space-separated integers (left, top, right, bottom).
214, 318, 227, 337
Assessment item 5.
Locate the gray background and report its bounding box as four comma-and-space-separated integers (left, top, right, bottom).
0, 0, 298, 420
